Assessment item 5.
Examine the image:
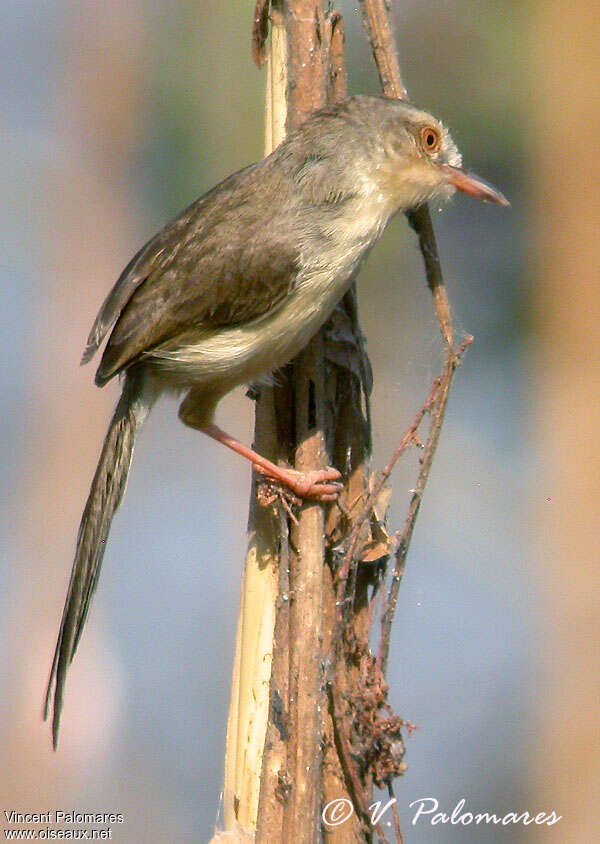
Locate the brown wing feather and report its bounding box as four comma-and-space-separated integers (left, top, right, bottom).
81, 199, 199, 366
93, 159, 300, 386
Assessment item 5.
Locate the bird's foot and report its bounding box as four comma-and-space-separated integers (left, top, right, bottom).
254, 464, 343, 503
197, 422, 343, 502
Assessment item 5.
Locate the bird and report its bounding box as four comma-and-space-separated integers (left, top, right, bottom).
44, 94, 508, 747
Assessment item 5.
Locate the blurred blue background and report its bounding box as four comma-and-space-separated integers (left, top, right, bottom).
2, 1, 598, 842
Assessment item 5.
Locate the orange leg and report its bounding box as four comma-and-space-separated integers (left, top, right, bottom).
201, 422, 343, 502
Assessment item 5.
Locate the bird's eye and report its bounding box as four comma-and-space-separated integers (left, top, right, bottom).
420, 126, 441, 154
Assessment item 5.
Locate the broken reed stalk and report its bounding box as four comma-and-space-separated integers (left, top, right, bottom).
281, 3, 331, 839
215, 1, 471, 842
219, 8, 288, 838
257, 3, 378, 842
219, 2, 369, 841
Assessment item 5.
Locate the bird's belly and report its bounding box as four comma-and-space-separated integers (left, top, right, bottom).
148, 267, 355, 390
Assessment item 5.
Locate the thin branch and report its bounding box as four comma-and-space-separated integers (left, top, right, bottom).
341, 375, 441, 581
407, 206, 454, 350
328, 12, 346, 102
358, 0, 408, 100
359, 0, 475, 680
330, 365, 445, 659
252, 0, 271, 67
378, 339, 472, 674
327, 682, 390, 844
387, 782, 404, 844
360, 0, 454, 349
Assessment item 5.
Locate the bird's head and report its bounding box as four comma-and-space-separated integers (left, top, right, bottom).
287, 96, 508, 215
371, 97, 508, 211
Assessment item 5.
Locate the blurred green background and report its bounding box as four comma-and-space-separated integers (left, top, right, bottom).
2, 1, 598, 841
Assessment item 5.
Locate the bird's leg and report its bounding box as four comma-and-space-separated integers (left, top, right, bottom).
178, 389, 342, 502
200, 422, 343, 502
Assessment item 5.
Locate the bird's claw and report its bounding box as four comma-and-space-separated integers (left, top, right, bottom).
254, 464, 343, 503
288, 467, 343, 501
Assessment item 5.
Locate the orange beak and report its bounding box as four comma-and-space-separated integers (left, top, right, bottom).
440, 164, 509, 206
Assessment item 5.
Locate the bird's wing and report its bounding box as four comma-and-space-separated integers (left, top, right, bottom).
84, 161, 300, 385
82, 239, 166, 365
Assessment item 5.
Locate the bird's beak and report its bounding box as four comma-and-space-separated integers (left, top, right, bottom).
440, 164, 509, 206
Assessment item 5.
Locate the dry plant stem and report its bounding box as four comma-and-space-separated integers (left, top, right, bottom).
255, 6, 369, 842
407, 204, 454, 349
331, 6, 468, 823
378, 339, 472, 675
220, 396, 282, 835
327, 335, 469, 838
281, 1, 330, 840
322, 357, 374, 842
358, 0, 407, 99
285, 0, 328, 124
221, 403, 283, 834
252, 0, 270, 67
336, 375, 442, 612
254, 8, 292, 842
328, 12, 345, 102
328, 684, 390, 844
255, 508, 291, 841
387, 783, 404, 844
360, 0, 454, 350
345, 332, 469, 569
321, 18, 377, 842
234, 0, 463, 840
285, 349, 328, 840
220, 9, 288, 838
360, 0, 467, 677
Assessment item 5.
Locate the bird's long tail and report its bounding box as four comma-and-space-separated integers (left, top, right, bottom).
44, 368, 153, 748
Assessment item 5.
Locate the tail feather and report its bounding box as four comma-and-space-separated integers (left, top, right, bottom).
44, 369, 152, 748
